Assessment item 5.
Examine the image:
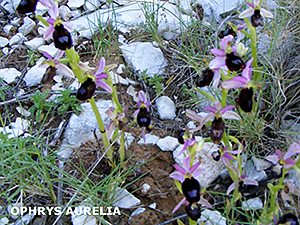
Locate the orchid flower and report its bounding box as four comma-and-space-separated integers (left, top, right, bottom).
170, 156, 211, 213
133, 91, 152, 143
213, 146, 242, 167
42, 0, 72, 41
222, 58, 258, 89
93, 57, 112, 93
239, 0, 273, 27
266, 143, 300, 169
186, 109, 203, 132
201, 101, 241, 126
227, 166, 258, 194
105, 107, 127, 140
175, 127, 197, 157
40, 51, 74, 78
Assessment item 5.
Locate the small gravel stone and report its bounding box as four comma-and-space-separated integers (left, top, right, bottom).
156, 136, 179, 151
9, 33, 27, 46
24, 38, 45, 51
156, 96, 176, 120
18, 17, 36, 36
0, 37, 9, 48
0, 68, 21, 84
130, 207, 146, 217
242, 197, 263, 211
138, 134, 159, 145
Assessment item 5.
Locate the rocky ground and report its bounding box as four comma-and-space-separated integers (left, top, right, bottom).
0, 0, 300, 224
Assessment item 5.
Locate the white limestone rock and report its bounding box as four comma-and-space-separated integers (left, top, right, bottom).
173, 138, 223, 187
130, 207, 146, 217
155, 96, 176, 120
84, 0, 102, 11
38, 44, 59, 58
67, 0, 85, 10
244, 160, 267, 182
252, 156, 272, 172
24, 38, 45, 50
18, 17, 36, 36
57, 100, 113, 159
0, 37, 9, 48
9, 33, 27, 46
0, 68, 21, 84
120, 42, 167, 78
126, 85, 139, 102
112, 187, 141, 209
35, 1, 49, 15
59, 5, 72, 21
156, 136, 179, 151
199, 209, 227, 225
138, 134, 159, 145
3, 24, 13, 35
23, 58, 47, 87
242, 197, 263, 211
141, 183, 151, 195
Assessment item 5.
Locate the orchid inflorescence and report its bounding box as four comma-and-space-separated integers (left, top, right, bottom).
16, 0, 300, 224
16, 0, 152, 165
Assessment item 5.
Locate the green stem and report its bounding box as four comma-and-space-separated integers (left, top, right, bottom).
89, 97, 111, 155
221, 88, 228, 108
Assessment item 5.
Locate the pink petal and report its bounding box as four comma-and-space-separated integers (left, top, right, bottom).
222, 111, 241, 120
186, 109, 202, 122
46, 18, 55, 24
210, 49, 226, 57
221, 156, 230, 167
246, 2, 255, 8
193, 167, 205, 177
212, 70, 221, 89
253, 0, 260, 6
220, 105, 235, 114
199, 197, 212, 209
44, 26, 55, 41
63, 22, 72, 33
239, 8, 254, 18
56, 64, 75, 78
189, 161, 201, 173
95, 80, 112, 93
209, 57, 226, 70
203, 106, 217, 114
242, 58, 253, 80
42, 51, 53, 60
96, 57, 106, 75
138, 90, 148, 103
223, 152, 234, 161
200, 113, 215, 127
54, 50, 64, 60
174, 164, 186, 175
265, 155, 279, 165
172, 198, 186, 213
284, 159, 296, 169
243, 178, 258, 186
227, 182, 238, 195
275, 150, 284, 159
142, 127, 146, 143
96, 73, 108, 80
222, 80, 246, 89
213, 101, 222, 111
226, 150, 242, 155
105, 107, 115, 119
169, 171, 185, 183
182, 156, 191, 172
220, 35, 234, 51
260, 8, 274, 18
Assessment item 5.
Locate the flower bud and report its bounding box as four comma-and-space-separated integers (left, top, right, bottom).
235, 42, 248, 57
53, 24, 72, 50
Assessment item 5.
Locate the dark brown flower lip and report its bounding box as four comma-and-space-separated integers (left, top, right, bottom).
53, 24, 72, 50
76, 77, 96, 101
16, 0, 38, 14
182, 177, 201, 204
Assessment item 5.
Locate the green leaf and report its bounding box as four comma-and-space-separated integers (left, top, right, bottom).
36, 110, 42, 122
177, 219, 185, 225
174, 179, 182, 193
58, 104, 69, 115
